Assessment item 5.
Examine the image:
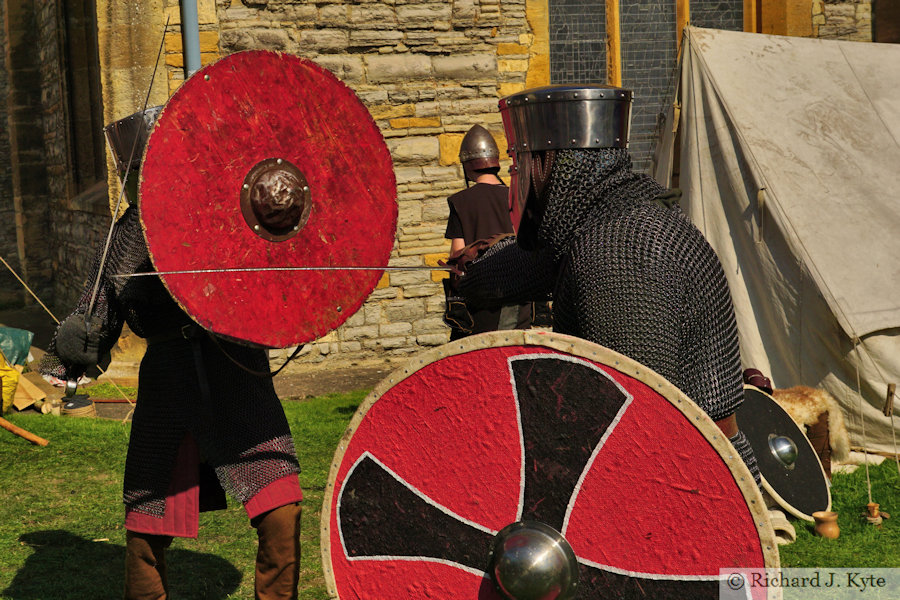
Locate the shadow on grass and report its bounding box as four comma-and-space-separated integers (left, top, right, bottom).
4, 530, 242, 599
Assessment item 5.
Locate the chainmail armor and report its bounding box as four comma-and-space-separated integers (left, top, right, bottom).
41, 206, 300, 517
461, 148, 760, 484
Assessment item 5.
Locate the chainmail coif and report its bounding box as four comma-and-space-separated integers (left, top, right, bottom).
461, 148, 760, 484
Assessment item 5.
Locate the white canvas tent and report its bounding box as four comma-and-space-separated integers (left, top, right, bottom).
654, 26, 900, 455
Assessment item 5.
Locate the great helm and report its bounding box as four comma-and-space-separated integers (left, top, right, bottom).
103, 105, 164, 175
498, 85, 632, 234
459, 124, 501, 183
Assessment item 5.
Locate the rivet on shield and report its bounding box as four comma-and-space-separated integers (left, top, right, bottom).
768, 434, 798, 470
240, 157, 312, 242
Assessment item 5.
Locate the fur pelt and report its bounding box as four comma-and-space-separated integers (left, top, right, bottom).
771, 386, 851, 462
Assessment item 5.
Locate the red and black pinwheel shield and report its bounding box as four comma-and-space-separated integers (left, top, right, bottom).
322, 331, 779, 600
737, 386, 831, 522
139, 50, 397, 348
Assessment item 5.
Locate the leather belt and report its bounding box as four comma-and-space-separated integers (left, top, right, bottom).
146, 323, 203, 345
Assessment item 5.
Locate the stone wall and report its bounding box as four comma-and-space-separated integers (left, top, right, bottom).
0, 0, 58, 310
0, 1, 14, 308
154, 0, 545, 371
814, 0, 872, 40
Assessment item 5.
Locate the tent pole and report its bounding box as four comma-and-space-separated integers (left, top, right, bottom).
676, 0, 690, 55
606, 0, 621, 87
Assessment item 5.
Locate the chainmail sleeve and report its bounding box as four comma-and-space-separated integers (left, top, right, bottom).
39, 207, 146, 380
457, 236, 558, 307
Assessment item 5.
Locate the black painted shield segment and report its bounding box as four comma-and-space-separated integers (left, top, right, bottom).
737, 386, 830, 518
510, 356, 629, 529
339, 454, 495, 571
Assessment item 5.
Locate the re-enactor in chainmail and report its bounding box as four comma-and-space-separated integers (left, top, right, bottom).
40, 107, 304, 599
459, 86, 760, 485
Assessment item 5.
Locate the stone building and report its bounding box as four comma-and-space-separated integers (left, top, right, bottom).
0, 0, 891, 376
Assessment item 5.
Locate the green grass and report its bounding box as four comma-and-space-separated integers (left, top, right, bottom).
779, 459, 900, 568
81, 381, 138, 401
0, 391, 365, 600
1, 393, 898, 599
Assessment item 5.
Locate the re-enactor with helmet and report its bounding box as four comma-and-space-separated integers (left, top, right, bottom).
443, 125, 532, 339
40, 108, 304, 599
455, 85, 760, 483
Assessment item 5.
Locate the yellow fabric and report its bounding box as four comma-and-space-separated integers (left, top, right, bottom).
0, 349, 19, 414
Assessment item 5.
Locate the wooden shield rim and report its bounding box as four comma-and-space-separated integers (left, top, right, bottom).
743, 384, 832, 522
137, 50, 397, 348
321, 330, 780, 597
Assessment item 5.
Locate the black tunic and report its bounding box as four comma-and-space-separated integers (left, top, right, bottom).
41, 206, 300, 521
444, 183, 531, 336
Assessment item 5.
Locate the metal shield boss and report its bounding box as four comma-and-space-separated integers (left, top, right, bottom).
139, 50, 397, 348
322, 331, 779, 600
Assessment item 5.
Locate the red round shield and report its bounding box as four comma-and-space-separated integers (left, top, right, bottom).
140, 50, 397, 348
322, 331, 779, 599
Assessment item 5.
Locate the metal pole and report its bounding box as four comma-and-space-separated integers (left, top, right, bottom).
180, 0, 201, 77
606, 0, 622, 87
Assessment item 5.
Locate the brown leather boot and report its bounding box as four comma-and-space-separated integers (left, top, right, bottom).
124, 531, 172, 600
252, 502, 302, 599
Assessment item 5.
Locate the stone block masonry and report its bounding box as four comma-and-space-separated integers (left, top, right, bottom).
215, 1, 539, 371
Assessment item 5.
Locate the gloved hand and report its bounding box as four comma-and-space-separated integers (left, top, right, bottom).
55, 314, 102, 368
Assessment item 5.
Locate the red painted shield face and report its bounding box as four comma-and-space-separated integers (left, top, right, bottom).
322, 331, 778, 600
139, 51, 397, 348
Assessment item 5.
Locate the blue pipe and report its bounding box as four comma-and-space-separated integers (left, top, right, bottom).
180, 0, 201, 77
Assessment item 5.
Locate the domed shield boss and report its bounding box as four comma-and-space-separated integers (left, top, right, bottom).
737, 386, 832, 522
322, 331, 779, 599
139, 50, 397, 348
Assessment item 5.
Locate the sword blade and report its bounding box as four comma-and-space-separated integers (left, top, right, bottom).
113, 265, 452, 278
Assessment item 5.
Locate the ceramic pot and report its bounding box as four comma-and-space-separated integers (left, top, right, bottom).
812, 511, 840, 539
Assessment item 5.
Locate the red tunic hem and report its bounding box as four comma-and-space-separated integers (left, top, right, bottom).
124, 435, 303, 538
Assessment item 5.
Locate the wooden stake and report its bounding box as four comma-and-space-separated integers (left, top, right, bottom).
606, 0, 622, 87
884, 383, 895, 417
0, 416, 49, 446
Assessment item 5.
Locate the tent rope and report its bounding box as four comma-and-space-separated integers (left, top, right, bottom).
0, 254, 134, 408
